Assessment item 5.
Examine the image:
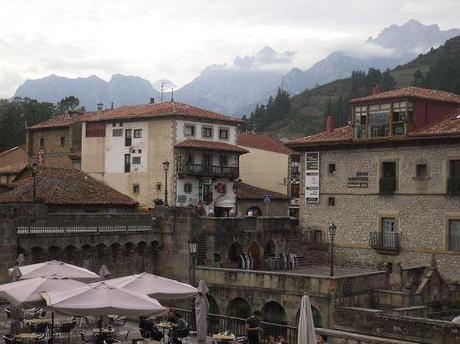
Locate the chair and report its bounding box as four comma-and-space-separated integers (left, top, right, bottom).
80, 331, 96, 344
115, 329, 129, 342
54, 320, 77, 343
2, 334, 20, 344
2, 308, 11, 330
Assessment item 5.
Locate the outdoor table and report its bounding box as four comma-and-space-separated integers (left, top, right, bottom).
212, 333, 236, 343
15, 332, 42, 343
156, 322, 173, 343
92, 328, 116, 335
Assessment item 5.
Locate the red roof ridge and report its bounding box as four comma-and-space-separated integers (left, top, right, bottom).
236, 132, 294, 155
287, 125, 352, 146
409, 107, 460, 137
236, 182, 289, 200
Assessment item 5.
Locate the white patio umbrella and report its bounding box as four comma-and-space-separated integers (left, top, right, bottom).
195, 280, 209, 344
10, 266, 22, 282
297, 295, 316, 344
0, 275, 86, 307
42, 282, 167, 317
8, 260, 99, 281
98, 265, 111, 280
104, 272, 197, 299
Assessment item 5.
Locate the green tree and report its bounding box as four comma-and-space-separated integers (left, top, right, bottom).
57, 96, 84, 114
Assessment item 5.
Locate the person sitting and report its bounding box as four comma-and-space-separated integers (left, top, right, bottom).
171, 312, 189, 344
139, 316, 163, 341
266, 335, 275, 344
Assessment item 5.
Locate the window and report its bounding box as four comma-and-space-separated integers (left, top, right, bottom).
219, 155, 228, 166
184, 125, 196, 137
60, 137, 65, 147
133, 156, 141, 164
132, 184, 140, 194
448, 159, 460, 194
40, 138, 45, 147
219, 128, 229, 140
125, 129, 132, 146
134, 129, 142, 138
112, 123, 116, 127
416, 164, 428, 178
138, 149, 142, 154
328, 197, 335, 206
119, 122, 123, 127
202, 127, 213, 138
328, 163, 336, 174
354, 106, 367, 139
448, 220, 460, 251
380, 161, 397, 194
112, 129, 123, 137
184, 183, 193, 193
368, 103, 390, 138
381, 217, 396, 232
186, 155, 194, 164
124, 154, 131, 173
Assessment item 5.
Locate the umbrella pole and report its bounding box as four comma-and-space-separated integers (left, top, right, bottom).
51, 312, 54, 344
99, 315, 102, 344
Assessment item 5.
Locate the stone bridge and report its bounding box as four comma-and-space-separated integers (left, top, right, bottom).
196, 266, 388, 328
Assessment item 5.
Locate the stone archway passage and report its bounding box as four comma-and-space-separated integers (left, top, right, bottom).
228, 242, 242, 264
227, 297, 251, 319
264, 239, 277, 258
247, 241, 261, 270
262, 301, 287, 339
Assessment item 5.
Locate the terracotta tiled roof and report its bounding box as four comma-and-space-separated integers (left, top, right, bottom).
80, 101, 243, 124
236, 182, 288, 200
236, 133, 294, 155
0, 162, 28, 175
0, 146, 24, 158
175, 139, 249, 154
288, 126, 353, 147
0, 168, 137, 206
27, 114, 80, 130
410, 108, 460, 137
350, 86, 460, 104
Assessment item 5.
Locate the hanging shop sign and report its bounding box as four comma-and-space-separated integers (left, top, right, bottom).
305, 152, 320, 203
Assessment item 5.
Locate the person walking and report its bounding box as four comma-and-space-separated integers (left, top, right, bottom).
245, 311, 262, 344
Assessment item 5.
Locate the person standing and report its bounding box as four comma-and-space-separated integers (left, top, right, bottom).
245, 311, 262, 344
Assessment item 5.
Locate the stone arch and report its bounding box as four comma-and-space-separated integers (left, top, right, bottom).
247, 241, 261, 270
262, 301, 287, 324
228, 242, 242, 264
295, 305, 323, 328
137, 241, 147, 256
207, 294, 220, 315
264, 239, 277, 258
31, 246, 44, 263
81, 244, 93, 268
151, 241, 160, 274
246, 206, 262, 216
111, 243, 121, 258
227, 297, 251, 318
48, 246, 61, 260
124, 242, 135, 256
96, 243, 107, 260
63, 245, 76, 263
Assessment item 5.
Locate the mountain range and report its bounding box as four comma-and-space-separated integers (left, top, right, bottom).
13, 20, 460, 114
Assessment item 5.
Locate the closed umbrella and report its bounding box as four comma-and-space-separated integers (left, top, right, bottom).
10, 266, 22, 282
195, 280, 209, 344
104, 272, 197, 299
297, 295, 316, 344
8, 260, 99, 281
16, 254, 25, 266
0, 275, 86, 307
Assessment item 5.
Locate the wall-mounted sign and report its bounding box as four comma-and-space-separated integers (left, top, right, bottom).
347, 172, 369, 188
305, 152, 320, 203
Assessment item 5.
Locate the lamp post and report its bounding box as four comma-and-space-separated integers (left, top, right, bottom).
162, 160, 170, 206
188, 240, 198, 286
328, 222, 337, 277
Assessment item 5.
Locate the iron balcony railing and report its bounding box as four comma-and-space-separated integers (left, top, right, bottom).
178, 163, 239, 179
447, 176, 460, 195
379, 177, 396, 194
369, 231, 400, 254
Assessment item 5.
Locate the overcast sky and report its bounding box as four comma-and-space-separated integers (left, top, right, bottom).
0, 0, 459, 98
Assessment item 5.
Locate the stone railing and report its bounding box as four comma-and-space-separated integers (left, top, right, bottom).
16, 213, 160, 234
199, 216, 296, 235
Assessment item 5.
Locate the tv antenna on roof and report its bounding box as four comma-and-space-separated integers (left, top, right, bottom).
170, 87, 174, 102
160, 82, 164, 103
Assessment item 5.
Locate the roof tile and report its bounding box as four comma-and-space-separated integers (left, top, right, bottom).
236, 133, 294, 155
236, 182, 288, 200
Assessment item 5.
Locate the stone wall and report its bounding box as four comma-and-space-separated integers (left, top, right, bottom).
237, 199, 289, 216
0, 215, 17, 283
299, 144, 460, 283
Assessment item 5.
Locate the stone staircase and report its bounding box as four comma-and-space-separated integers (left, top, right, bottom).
287, 230, 329, 266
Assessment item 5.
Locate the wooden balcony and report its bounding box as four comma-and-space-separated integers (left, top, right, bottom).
178, 163, 239, 179
369, 231, 400, 255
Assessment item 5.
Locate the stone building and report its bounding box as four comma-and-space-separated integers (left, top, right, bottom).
288, 87, 460, 283
0, 146, 28, 183
236, 182, 289, 216
236, 132, 300, 217
79, 101, 246, 214
26, 112, 82, 169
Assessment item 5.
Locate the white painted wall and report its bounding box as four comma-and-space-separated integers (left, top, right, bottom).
104, 121, 148, 173
175, 120, 237, 144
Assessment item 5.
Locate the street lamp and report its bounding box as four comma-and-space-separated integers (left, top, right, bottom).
162, 160, 170, 206
328, 222, 337, 277
188, 240, 198, 286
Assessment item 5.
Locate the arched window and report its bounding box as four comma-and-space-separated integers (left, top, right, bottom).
264, 239, 277, 258
227, 298, 251, 318
228, 242, 242, 263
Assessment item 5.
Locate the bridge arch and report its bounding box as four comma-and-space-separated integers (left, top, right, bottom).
111, 243, 121, 258
208, 294, 220, 315
48, 245, 60, 260
227, 297, 251, 318
262, 301, 287, 324
296, 305, 323, 328
63, 245, 76, 262
124, 242, 135, 256
31, 246, 44, 263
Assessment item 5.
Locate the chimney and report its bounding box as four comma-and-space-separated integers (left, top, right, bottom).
96, 102, 103, 112
149, 97, 155, 104
372, 84, 381, 95
326, 115, 335, 133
